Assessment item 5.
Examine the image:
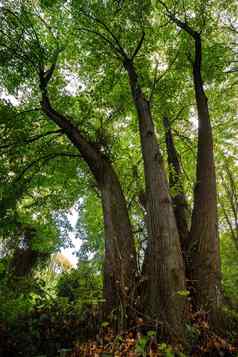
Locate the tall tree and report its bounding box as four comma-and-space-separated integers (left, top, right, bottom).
1, 0, 237, 341
72, 2, 186, 337
0, 4, 137, 320
40, 65, 138, 321
158, 0, 223, 320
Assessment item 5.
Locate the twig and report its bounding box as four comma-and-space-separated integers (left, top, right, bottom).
15, 151, 80, 182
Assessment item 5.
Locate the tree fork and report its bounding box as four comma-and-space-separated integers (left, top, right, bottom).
158, 1, 223, 320
124, 58, 186, 339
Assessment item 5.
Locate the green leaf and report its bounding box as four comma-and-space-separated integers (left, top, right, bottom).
176, 289, 190, 297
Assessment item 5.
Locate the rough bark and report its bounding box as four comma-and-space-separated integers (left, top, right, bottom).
158, 1, 223, 321
189, 34, 222, 313
100, 161, 138, 320
40, 92, 137, 318
162, 116, 189, 253
124, 59, 186, 338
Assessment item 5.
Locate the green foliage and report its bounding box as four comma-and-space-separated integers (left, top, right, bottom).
221, 233, 238, 302
176, 289, 190, 297
0, 253, 102, 356
56, 260, 103, 308
135, 334, 149, 356
158, 343, 175, 357
0, 0, 237, 353
0, 271, 47, 322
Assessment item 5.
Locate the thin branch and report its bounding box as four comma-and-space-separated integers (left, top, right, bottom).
78, 27, 123, 59
171, 105, 189, 124
182, 0, 187, 23
0, 41, 37, 70
149, 51, 179, 103
80, 10, 128, 59
221, 199, 237, 243
34, 9, 58, 43
131, 31, 145, 60
15, 108, 41, 116
157, 0, 198, 39
0, 129, 63, 150
173, 129, 196, 157
149, 61, 159, 104
223, 163, 238, 222
219, 174, 238, 249
23, 9, 45, 61
1, 7, 44, 67
15, 152, 81, 182
225, 20, 238, 34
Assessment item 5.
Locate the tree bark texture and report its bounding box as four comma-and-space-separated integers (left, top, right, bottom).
189, 35, 222, 314
124, 59, 186, 338
162, 116, 189, 254
41, 93, 137, 318
159, 8, 223, 316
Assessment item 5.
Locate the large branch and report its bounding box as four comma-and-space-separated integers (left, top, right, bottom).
39, 46, 62, 91
38, 50, 107, 181
157, 0, 198, 39
79, 10, 146, 63
40, 94, 104, 179
158, 1, 202, 83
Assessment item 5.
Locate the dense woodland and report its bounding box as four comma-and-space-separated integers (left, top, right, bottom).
0, 0, 238, 356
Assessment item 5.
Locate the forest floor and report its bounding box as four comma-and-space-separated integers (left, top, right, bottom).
58, 321, 238, 357
1, 308, 238, 356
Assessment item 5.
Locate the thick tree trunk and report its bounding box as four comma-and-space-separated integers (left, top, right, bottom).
100, 161, 138, 322
158, 9, 223, 317
124, 59, 186, 338
41, 94, 137, 319
103, 249, 119, 316
188, 35, 222, 315
162, 116, 189, 253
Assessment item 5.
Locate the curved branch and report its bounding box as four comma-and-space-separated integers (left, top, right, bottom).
0, 129, 63, 150
149, 50, 179, 103
80, 10, 128, 59
78, 27, 123, 59
157, 0, 198, 39
15, 151, 81, 182
15, 108, 41, 116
